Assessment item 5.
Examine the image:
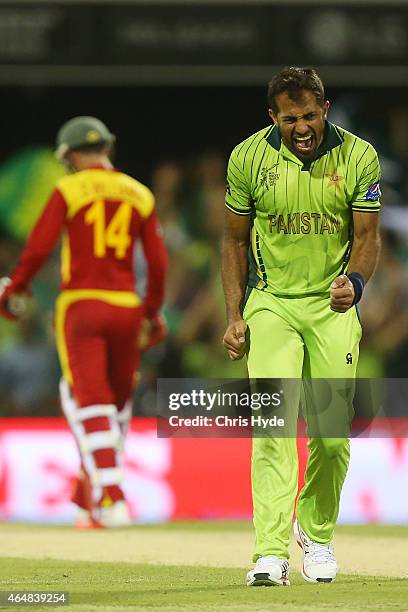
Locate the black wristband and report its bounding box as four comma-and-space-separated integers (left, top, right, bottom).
347, 272, 365, 305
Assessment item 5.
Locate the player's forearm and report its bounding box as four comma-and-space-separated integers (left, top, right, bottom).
140, 211, 168, 318
142, 217, 168, 318
10, 190, 67, 292
221, 233, 248, 323
11, 251, 51, 292
347, 228, 381, 284
144, 252, 168, 318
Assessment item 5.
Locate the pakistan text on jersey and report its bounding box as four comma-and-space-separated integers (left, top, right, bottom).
268, 212, 341, 235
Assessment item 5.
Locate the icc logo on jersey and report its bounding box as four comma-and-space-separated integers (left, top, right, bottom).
260, 164, 280, 190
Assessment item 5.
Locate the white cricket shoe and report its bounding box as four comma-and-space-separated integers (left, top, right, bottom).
74, 507, 93, 529
99, 501, 132, 528
246, 555, 290, 586
294, 519, 338, 583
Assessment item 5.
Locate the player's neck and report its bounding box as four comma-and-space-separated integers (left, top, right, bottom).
76, 155, 113, 171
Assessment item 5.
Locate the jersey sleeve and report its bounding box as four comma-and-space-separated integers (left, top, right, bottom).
225, 146, 252, 216
350, 144, 381, 213
10, 188, 67, 292
140, 208, 168, 319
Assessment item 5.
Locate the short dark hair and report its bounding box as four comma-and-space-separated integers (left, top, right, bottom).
267, 67, 325, 113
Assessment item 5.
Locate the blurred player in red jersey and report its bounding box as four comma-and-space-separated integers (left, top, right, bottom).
0, 116, 168, 527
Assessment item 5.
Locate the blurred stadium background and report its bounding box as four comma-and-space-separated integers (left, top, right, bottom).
0, 0, 407, 526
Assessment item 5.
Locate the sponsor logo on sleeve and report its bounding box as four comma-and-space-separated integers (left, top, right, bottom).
364, 181, 381, 202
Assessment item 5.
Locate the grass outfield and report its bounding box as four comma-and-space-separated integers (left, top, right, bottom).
0, 523, 407, 611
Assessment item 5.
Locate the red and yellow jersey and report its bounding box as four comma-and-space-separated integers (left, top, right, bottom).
10, 166, 167, 318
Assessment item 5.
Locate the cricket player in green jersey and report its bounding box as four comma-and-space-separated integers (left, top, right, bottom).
221, 67, 381, 586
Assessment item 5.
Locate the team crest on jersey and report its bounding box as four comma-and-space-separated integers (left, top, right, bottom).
364, 181, 381, 201
260, 164, 280, 190
326, 169, 345, 187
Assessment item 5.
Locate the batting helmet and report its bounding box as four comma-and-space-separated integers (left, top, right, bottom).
55, 116, 115, 160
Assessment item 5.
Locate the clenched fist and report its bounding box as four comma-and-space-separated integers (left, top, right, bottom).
330, 274, 355, 313
222, 318, 247, 360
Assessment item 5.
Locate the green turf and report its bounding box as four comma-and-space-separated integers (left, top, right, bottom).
1, 522, 407, 610
0, 557, 407, 612
4, 521, 408, 538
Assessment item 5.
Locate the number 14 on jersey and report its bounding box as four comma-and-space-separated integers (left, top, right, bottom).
85, 200, 132, 260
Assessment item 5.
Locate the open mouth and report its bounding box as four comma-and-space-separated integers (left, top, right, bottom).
293, 135, 314, 155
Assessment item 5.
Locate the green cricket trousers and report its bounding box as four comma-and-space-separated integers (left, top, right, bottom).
243, 288, 362, 561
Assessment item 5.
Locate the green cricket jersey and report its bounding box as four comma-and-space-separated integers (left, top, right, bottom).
225, 121, 381, 296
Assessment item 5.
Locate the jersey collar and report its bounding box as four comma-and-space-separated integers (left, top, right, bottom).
264, 121, 344, 170
86, 163, 117, 171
